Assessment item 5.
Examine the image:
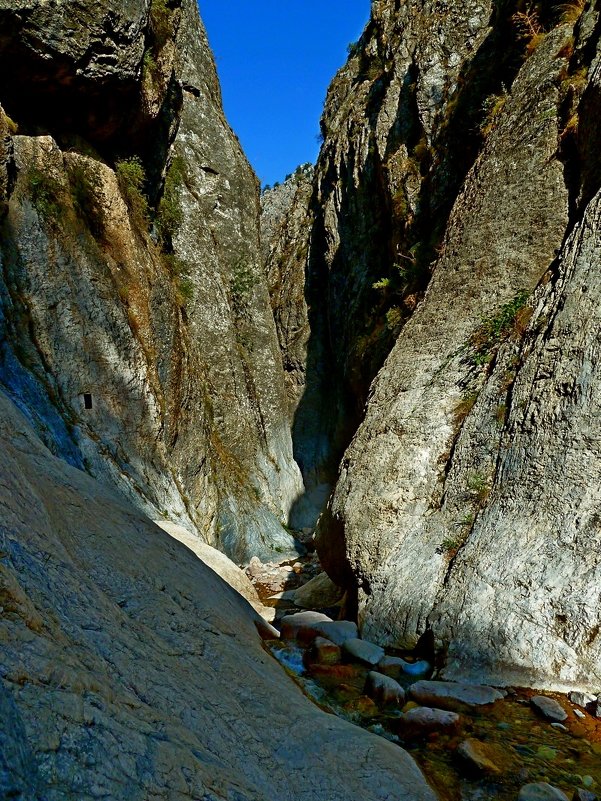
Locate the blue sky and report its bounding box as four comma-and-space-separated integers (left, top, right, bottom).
199, 2, 370, 187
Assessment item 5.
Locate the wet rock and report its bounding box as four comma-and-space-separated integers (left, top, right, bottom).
293, 571, 344, 609
531, 696, 568, 723
378, 656, 431, 679
306, 664, 365, 682
280, 611, 333, 641
364, 672, 405, 707
343, 638, 385, 666
409, 681, 504, 710
344, 696, 379, 717
569, 692, 597, 708
518, 783, 569, 801
310, 620, 359, 646
456, 738, 502, 775
396, 707, 461, 738
304, 637, 341, 666
573, 790, 598, 801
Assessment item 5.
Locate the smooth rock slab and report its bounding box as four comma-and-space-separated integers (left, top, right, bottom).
365, 672, 405, 706
531, 696, 568, 722
343, 638, 385, 666
518, 783, 569, 801
456, 738, 502, 775
409, 681, 504, 710
396, 707, 461, 737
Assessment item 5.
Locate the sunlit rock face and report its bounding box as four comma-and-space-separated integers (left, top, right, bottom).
0, 388, 438, 801
264, 0, 601, 690
0, 0, 304, 563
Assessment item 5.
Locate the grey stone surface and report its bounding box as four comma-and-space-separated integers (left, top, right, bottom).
397, 707, 461, 736
343, 638, 386, 666
364, 671, 405, 706
0, 389, 437, 801
313, 9, 601, 691
569, 691, 597, 708
410, 681, 504, 709
518, 784, 570, 801
531, 696, 568, 723
293, 570, 344, 609
0, 0, 303, 564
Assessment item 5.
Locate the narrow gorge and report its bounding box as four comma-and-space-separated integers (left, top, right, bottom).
2, 0, 601, 799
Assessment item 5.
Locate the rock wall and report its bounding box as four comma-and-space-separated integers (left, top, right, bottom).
0, 387, 437, 801
0, 0, 304, 563
312, 3, 601, 690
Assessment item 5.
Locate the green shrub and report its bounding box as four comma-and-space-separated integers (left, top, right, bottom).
480, 91, 508, 136
115, 157, 148, 231
27, 168, 63, 221
178, 277, 194, 304
149, 0, 172, 50
69, 162, 104, 238
469, 291, 530, 366
231, 259, 257, 311
157, 155, 185, 244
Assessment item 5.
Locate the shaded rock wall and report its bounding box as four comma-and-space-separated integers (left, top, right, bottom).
311, 4, 601, 690
0, 0, 304, 563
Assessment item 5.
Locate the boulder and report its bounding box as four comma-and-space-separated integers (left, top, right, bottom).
396, 707, 461, 737
409, 681, 504, 710
364, 672, 405, 706
314, 620, 359, 646
531, 696, 568, 723
293, 571, 344, 609
568, 691, 597, 708
343, 638, 386, 666
280, 611, 333, 641
305, 637, 341, 666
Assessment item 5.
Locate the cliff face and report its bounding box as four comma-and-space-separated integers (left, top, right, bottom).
264, 1, 601, 690
0, 0, 303, 563
0, 387, 436, 801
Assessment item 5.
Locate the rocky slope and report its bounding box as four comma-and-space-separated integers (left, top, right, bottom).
0, 387, 437, 800
265, 2, 601, 690
0, 0, 303, 564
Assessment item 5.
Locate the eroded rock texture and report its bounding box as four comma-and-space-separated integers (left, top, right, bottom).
0, 388, 436, 801
300, 3, 601, 690
0, 0, 303, 563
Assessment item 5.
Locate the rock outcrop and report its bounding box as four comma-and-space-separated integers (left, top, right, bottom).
266, 1, 601, 690
0, 0, 303, 564
0, 388, 437, 801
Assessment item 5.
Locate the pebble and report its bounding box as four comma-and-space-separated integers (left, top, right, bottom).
572, 787, 597, 801
456, 738, 501, 775
364, 671, 405, 706
573, 790, 597, 801
342, 638, 385, 666
550, 723, 568, 731
531, 696, 568, 722
574, 709, 586, 719
409, 680, 504, 710
569, 692, 597, 708
518, 783, 570, 801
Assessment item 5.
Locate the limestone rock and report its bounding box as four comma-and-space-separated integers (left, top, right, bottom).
280, 611, 333, 641
569, 692, 597, 708
518, 784, 570, 801
343, 638, 386, 667
531, 696, 568, 723
0, 389, 437, 801
314, 620, 359, 646
364, 671, 405, 706
313, 5, 601, 691
409, 681, 503, 710
0, 0, 303, 565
